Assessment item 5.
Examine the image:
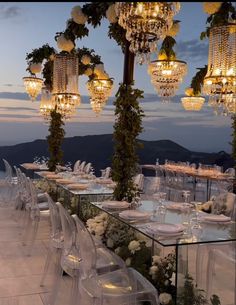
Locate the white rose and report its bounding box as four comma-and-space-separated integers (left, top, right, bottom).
167, 22, 180, 37
159, 293, 172, 305
94, 63, 105, 75
57, 34, 74, 52
106, 4, 118, 23
149, 265, 158, 275
81, 54, 91, 65
152, 255, 162, 265
114, 247, 120, 254
29, 63, 42, 74
84, 68, 93, 76
128, 240, 141, 254
49, 54, 55, 61
106, 238, 114, 248
71, 5, 88, 25
95, 224, 105, 236
203, 2, 222, 14
125, 257, 132, 266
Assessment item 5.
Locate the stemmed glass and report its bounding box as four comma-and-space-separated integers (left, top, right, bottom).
152, 192, 167, 222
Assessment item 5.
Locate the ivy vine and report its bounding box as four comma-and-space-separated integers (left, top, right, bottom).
200, 2, 236, 40
190, 65, 208, 96
112, 84, 144, 203
230, 115, 236, 193
47, 109, 65, 171
159, 36, 177, 60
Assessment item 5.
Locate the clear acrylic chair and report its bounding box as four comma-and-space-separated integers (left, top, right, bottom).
196, 192, 236, 288
0, 159, 18, 205
40, 195, 63, 288
72, 214, 159, 305
206, 245, 236, 301
84, 162, 92, 174
22, 178, 50, 256
53, 203, 128, 305
73, 160, 81, 172
133, 173, 144, 192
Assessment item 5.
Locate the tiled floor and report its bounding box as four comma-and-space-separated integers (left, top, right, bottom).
0, 196, 235, 305
0, 204, 72, 305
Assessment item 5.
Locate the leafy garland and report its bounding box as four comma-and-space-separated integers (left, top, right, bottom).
46, 109, 65, 171
200, 2, 236, 40
190, 66, 208, 96
112, 84, 144, 202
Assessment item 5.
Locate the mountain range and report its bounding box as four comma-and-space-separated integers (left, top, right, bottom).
0, 134, 233, 175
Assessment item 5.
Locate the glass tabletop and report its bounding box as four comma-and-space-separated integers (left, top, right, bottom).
91, 200, 236, 247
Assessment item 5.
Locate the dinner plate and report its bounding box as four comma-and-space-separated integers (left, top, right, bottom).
201, 214, 231, 223
55, 179, 75, 185
166, 202, 192, 211
145, 223, 184, 234
119, 210, 151, 220
66, 183, 89, 190
102, 200, 130, 209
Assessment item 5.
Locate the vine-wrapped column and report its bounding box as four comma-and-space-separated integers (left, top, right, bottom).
231, 115, 236, 193
112, 42, 144, 202
47, 109, 65, 171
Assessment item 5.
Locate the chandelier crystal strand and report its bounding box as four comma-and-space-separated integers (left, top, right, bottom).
115, 2, 180, 63
87, 79, 113, 114
39, 87, 55, 121
148, 59, 187, 101
203, 24, 236, 106
181, 96, 205, 111
52, 54, 80, 114
23, 76, 43, 101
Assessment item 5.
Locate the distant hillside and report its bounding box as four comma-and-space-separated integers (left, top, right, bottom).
0, 134, 233, 175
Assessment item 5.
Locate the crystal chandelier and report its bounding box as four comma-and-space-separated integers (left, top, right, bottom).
23, 76, 43, 101
90, 100, 105, 116
87, 78, 113, 105
148, 59, 187, 100
203, 24, 236, 104
52, 54, 80, 110
39, 87, 55, 120
115, 2, 180, 63
181, 96, 205, 111
56, 102, 77, 120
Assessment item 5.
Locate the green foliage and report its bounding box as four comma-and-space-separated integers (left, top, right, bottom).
230, 115, 236, 193
159, 36, 177, 60
47, 109, 65, 171
108, 23, 127, 53
177, 274, 209, 305
200, 2, 236, 40
42, 60, 54, 90
190, 65, 208, 96
26, 44, 56, 66
112, 84, 144, 202
210, 295, 221, 305
82, 2, 112, 27
55, 19, 89, 43
76, 46, 102, 76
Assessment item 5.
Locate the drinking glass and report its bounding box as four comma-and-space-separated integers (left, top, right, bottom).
182, 190, 191, 206
152, 192, 161, 221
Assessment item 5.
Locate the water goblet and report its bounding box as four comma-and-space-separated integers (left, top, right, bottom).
152, 192, 161, 221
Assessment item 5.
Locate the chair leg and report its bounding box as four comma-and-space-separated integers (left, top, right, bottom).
196, 244, 205, 289
22, 211, 32, 246
70, 276, 80, 305
49, 266, 64, 305
40, 246, 53, 287
206, 250, 216, 300
27, 220, 39, 256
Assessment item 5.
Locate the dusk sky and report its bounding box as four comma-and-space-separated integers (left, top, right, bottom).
0, 2, 233, 153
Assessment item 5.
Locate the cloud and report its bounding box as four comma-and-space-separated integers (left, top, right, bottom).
0, 106, 37, 112
0, 5, 21, 19
176, 39, 208, 62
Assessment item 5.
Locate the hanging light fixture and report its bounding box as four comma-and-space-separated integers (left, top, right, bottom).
203, 24, 236, 104
87, 78, 113, 113
39, 87, 55, 120
52, 53, 80, 111
23, 76, 43, 101
181, 96, 205, 111
90, 100, 104, 116
148, 59, 187, 101
115, 2, 180, 63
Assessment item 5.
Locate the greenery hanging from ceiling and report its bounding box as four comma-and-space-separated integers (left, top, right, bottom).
200, 2, 236, 39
